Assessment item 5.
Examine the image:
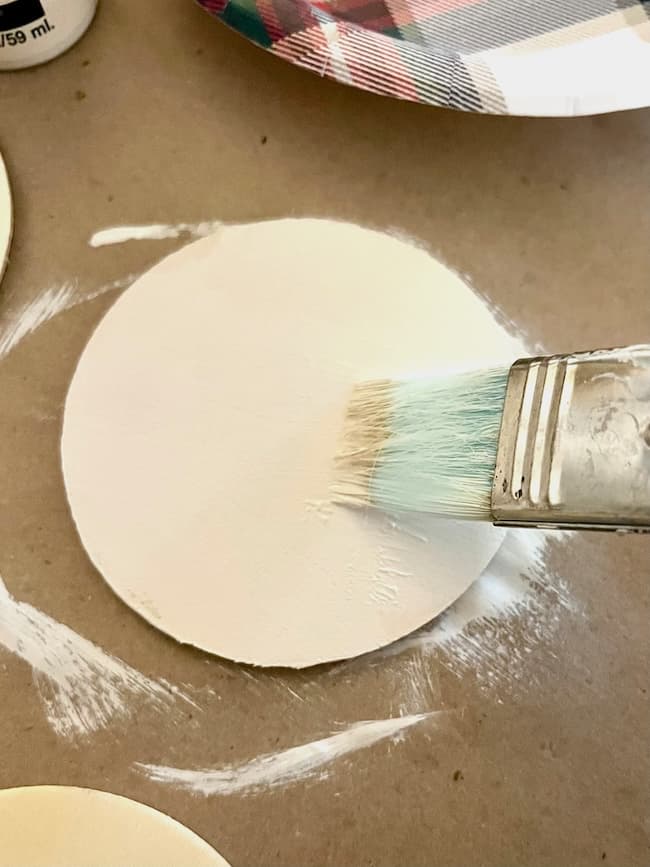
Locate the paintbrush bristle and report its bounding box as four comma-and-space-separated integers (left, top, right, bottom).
332, 366, 510, 521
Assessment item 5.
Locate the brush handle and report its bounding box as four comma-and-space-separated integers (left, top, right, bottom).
491, 345, 650, 532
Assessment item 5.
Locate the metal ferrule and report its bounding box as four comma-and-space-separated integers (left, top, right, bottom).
491, 345, 650, 532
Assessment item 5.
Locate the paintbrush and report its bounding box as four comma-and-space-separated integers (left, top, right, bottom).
332, 345, 650, 532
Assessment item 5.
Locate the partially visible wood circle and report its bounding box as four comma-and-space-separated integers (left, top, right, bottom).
0, 786, 230, 867
0, 153, 13, 286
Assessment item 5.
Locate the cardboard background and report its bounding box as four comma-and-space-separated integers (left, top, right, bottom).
0, 1, 649, 864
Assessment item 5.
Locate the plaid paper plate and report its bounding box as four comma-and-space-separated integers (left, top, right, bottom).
196, 0, 650, 115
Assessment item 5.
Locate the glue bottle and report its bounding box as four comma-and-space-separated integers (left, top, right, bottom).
0, 0, 97, 70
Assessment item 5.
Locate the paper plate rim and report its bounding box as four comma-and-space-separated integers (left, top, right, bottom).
196, 0, 650, 117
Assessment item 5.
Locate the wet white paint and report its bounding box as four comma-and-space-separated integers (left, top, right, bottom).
377, 530, 574, 693
0, 220, 575, 759
0, 274, 137, 361
137, 712, 435, 796
88, 221, 222, 248
69, 219, 521, 668
0, 576, 195, 738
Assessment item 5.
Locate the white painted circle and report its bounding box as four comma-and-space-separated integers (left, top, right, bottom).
0, 786, 229, 867
0, 153, 12, 284
62, 219, 523, 667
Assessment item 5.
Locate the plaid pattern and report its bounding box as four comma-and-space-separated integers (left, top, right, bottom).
196, 0, 650, 114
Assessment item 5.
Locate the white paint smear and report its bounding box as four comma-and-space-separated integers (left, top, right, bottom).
0, 576, 195, 738
0, 274, 204, 740
397, 531, 551, 648
0, 274, 137, 361
137, 712, 434, 796
376, 530, 574, 693
89, 221, 222, 248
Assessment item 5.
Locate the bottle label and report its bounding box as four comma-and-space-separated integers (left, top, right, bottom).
0, 0, 45, 31
0, 0, 97, 69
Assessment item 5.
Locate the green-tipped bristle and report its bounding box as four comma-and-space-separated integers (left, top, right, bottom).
332, 366, 510, 520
